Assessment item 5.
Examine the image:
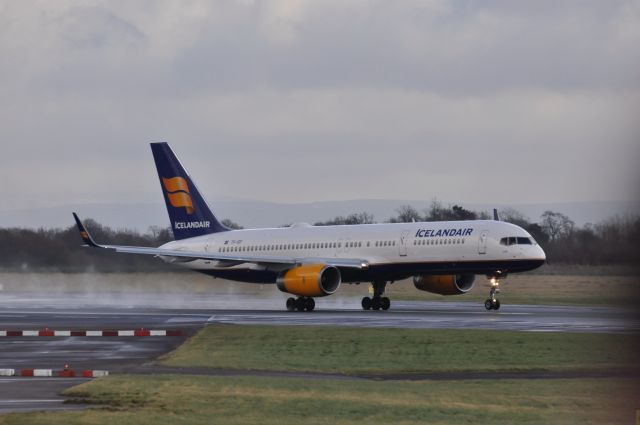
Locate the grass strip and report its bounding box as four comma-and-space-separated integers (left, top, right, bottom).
160, 325, 638, 375
1, 375, 638, 425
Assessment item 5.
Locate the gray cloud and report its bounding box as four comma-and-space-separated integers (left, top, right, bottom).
0, 0, 638, 212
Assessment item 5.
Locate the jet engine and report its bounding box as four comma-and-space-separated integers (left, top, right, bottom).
412, 274, 475, 295
276, 264, 341, 297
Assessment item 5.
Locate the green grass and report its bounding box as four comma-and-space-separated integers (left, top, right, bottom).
1, 375, 638, 425
3, 325, 638, 424
160, 325, 638, 375
381, 274, 640, 306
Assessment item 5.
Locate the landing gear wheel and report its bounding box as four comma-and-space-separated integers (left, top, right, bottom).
304, 297, 315, 312
286, 298, 296, 312
366, 281, 390, 311
361, 297, 372, 310
371, 297, 381, 310
286, 297, 315, 312
381, 297, 390, 311
484, 298, 500, 311
484, 275, 503, 311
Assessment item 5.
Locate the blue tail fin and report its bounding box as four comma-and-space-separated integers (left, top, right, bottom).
150, 142, 228, 240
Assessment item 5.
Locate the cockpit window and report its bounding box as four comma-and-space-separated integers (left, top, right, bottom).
500, 237, 533, 246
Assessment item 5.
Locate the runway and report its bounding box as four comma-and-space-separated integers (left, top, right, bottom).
0, 291, 638, 413
208, 301, 637, 333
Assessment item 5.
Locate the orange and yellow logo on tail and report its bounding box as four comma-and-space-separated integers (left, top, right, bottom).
162, 177, 194, 215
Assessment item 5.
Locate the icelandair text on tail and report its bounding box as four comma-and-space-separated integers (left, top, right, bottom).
175, 221, 211, 229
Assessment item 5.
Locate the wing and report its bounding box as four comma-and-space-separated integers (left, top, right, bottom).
72, 213, 369, 270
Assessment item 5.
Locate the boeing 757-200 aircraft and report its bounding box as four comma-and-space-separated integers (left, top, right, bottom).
73, 143, 546, 312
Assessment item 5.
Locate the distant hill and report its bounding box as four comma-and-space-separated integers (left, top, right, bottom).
1, 199, 638, 231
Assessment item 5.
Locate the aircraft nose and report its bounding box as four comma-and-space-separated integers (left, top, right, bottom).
536, 245, 547, 262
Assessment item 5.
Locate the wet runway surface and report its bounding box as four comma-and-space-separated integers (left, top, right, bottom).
208, 301, 638, 334
0, 291, 638, 414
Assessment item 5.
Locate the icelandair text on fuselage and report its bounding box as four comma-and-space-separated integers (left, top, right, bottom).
415, 228, 473, 238
175, 221, 211, 229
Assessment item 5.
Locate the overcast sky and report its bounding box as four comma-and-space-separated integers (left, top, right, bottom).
1, 0, 639, 211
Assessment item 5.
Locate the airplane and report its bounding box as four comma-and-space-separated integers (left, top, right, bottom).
73, 142, 546, 312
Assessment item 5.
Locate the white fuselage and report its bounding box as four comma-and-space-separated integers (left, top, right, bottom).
160, 220, 546, 283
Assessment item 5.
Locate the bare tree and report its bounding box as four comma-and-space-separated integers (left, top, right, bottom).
499, 208, 530, 227
540, 211, 574, 241
389, 205, 423, 223
221, 219, 244, 230
315, 212, 376, 226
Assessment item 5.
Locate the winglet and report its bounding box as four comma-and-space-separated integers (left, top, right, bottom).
493, 208, 500, 221
72, 213, 101, 248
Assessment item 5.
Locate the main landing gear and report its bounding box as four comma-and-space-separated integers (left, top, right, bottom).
286, 297, 315, 312
362, 281, 391, 311
484, 276, 501, 311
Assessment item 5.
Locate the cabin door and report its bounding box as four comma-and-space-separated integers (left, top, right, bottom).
478, 230, 489, 254
399, 230, 410, 256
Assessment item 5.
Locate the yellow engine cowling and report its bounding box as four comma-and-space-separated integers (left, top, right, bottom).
276, 264, 341, 297
412, 274, 475, 295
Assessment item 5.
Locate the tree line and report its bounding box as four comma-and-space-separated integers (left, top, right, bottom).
0, 219, 176, 272
0, 202, 637, 271
316, 201, 639, 265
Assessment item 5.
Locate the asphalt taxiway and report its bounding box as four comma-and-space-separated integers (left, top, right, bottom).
0, 291, 638, 413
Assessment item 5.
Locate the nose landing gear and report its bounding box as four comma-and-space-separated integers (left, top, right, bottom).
484, 277, 501, 310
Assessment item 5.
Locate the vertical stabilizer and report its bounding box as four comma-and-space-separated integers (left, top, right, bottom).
150, 142, 228, 240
